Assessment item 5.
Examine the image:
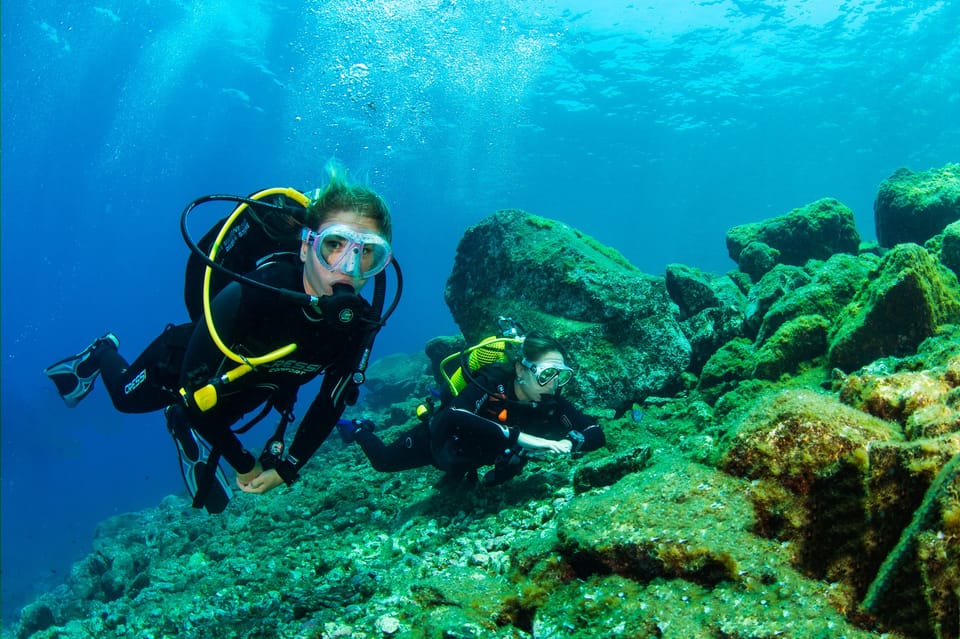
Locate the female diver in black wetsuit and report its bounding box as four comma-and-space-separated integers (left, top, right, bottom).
339, 332, 605, 487
43, 162, 401, 512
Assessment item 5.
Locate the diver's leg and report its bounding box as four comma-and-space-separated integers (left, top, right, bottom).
99, 324, 193, 413
354, 423, 434, 472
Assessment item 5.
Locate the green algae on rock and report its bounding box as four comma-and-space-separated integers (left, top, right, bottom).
726, 198, 861, 280
828, 243, 960, 372
875, 164, 960, 248
444, 209, 692, 411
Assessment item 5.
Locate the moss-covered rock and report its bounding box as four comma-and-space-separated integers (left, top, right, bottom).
697, 337, 753, 394
545, 459, 886, 639
715, 386, 960, 639
828, 243, 960, 372
860, 436, 960, 639
874, 164, 960, 248
942, 220, 960, 277
738, 240, 781, 280
678, 305, 746, 375
726, 198, 861, 276
839, 369, 957, 435
751, 314, 831, 380
444, 210, 691, 409
756, 252, 878, 345
743, 263, 811, 338
664, 266, 747, 373
664, 263, 721, 318
571, 445, 651, 494
927, 220, 960, 279
718, 388, 902, 495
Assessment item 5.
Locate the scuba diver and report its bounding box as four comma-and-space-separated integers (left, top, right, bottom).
339, 329, 605, 487
43, 162, 401, 513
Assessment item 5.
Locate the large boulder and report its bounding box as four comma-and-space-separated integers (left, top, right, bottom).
546, 459, 882, 638
359, 352, 432, 411
444, 210, 690, 410
717, 387, 960, 639
828, 244, 960, 372
875, 164, 960, 248
665, 263, 746, 373
751, 314, 831, 380
926, 219, 960, 278
839, 364, 960, 440
943, 220, 960, 275
755, 252, 878, 344
726, 198, 861, 280
742, 263, 811, 338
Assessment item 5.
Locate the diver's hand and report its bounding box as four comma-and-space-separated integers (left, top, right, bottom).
545, 438, 573, 454
238, 468, 283, 494
236, 462, 263, 488
517, 433, 573, 455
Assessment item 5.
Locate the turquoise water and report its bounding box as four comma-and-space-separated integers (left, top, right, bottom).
2, 0, 958, 627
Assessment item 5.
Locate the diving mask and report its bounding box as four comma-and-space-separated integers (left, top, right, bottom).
521, 358, 574, 387
302, 223, 392, 279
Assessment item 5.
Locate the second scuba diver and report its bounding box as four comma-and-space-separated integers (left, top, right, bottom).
43, 162, 400, 513
339, 331, 605, 486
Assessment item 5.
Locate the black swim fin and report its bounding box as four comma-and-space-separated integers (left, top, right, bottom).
43, 333, 119, 407
165, 405, 232, 514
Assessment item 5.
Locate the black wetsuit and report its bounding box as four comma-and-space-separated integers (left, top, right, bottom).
356, 365, 605, 480
97, 258, 374, 483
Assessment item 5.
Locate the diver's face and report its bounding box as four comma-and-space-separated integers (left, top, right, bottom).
300, 211, 385, 296
515, 349, 567, 402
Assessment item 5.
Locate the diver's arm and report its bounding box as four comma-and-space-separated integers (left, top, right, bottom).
516, 431, 573, 454
272, 370, 348, 484
556, 397, 605, 453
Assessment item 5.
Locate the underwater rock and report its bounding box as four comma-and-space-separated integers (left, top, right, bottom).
715, 387, 960, 638
697, 337, 754, 395
858, 436, 960, 639
571, 445, 651, 494
664, 263, 722, 317
743, 263, 811, 339
751, 314, 831, 380
914, 461, 960, 639
14, 601, 56, 639
558, 460, 746, 586
755, 252, 878, 346
837, 356, 960, 441
445, 210, 691, 409
678, 305, 745, 375
942, 220, 960, 276
926, 219, 960, 278
717, 389, 900, 591
359, 351, 432, 411
665, 263, 746, 373
828, 243, 960, 372
718, 388, 902, 498
545, 459, 884, 638
726, 198, 861, 279
738, 240, 781, 280
874, 163, 960, 248
407, 566, 516, 637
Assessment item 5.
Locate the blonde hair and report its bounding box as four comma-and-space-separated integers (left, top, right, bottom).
305, 160, 392, 241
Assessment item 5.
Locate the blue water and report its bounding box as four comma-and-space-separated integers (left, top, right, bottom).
2, 0, 958, 626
